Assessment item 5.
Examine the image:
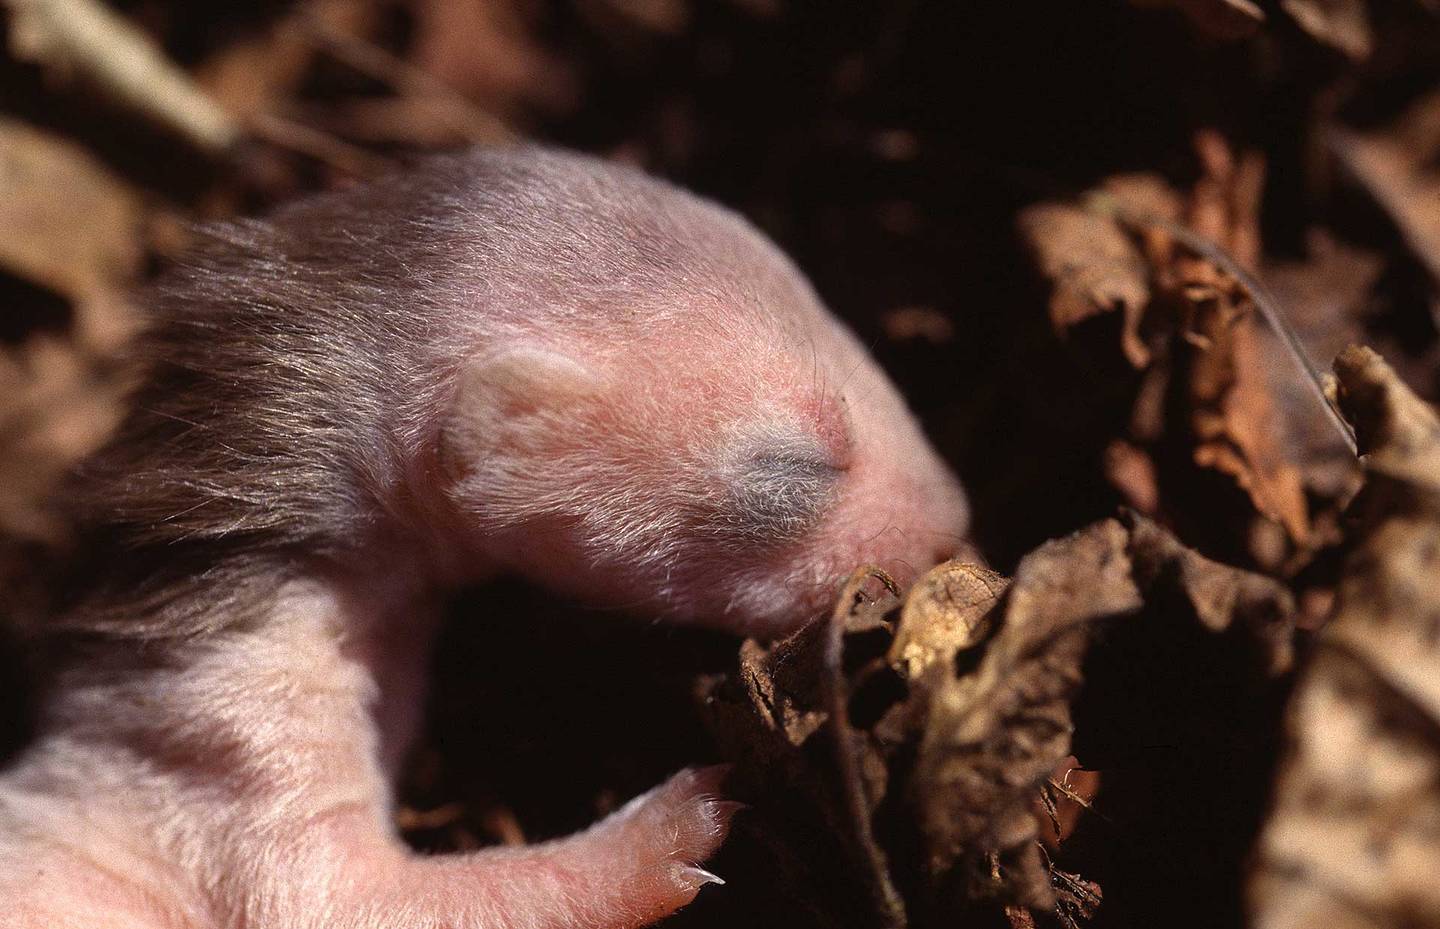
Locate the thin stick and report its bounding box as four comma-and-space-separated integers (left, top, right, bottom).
4, 0, 238, 152
297, 11, 515, 143
247, 111, 393, 179
1092, 194, 1359, 457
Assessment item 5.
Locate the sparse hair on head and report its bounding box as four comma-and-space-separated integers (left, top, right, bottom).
47, 147, 834, 641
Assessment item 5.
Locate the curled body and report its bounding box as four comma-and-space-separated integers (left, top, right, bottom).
0, 148, 969, 928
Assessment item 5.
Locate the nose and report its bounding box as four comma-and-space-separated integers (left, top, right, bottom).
941, 536, 985, 566
932, 540, 960, 563
920, 477, 973, 566
922, 531, 981, 569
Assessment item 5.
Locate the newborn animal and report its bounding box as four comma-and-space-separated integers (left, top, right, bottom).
0, 147, 969, 928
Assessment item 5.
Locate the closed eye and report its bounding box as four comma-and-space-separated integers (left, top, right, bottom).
717, 443, 842, 543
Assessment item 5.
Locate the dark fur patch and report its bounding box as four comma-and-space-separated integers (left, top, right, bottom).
53, 153, 510, 639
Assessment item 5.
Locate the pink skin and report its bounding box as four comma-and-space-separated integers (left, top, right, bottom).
0, 151, 968, 928
428, 208, 971, 637
0, 575, 740, 929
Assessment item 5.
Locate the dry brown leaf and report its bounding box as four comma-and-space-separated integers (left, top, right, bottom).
1124, 511, 1295, 673
407, 0, 576, 115
1189, 307, 1314, 547
702, 511, 1292, 926
293, 6, 518, 147
1280, 0, 1374, 60
888, 562, 1006, 679
1174, 132, 1314, 550
4, 0, 239, 151
0, 119, 142, 312
907, 521, 1140, 910
1017, 203, 1153, 368
1250, 345, 1440, 928
1330, 90, 1440, 289
0, 116, 143, 360
700, 567, 909, 928
1104, 439, 1161, 514
0, 339, 130, 542
192, 0, 379, 121
0, 119, 141, 542
1022, 155, 1329, 559
1100, 173, 1185, 227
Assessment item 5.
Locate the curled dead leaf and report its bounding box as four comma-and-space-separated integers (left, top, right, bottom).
699, 566, 908, 927
1022, 147, 1338, 563
888, 561, 1006, 679
907, 520, 1139, 911
1250, 346, 1440, 929
1170, 134, 1316, 551
1017, 203, 1153, 368
702, 513, 1293, 926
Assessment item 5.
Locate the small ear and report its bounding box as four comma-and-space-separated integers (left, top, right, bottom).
443, 346, 602, 467
462, 346, 600, 415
